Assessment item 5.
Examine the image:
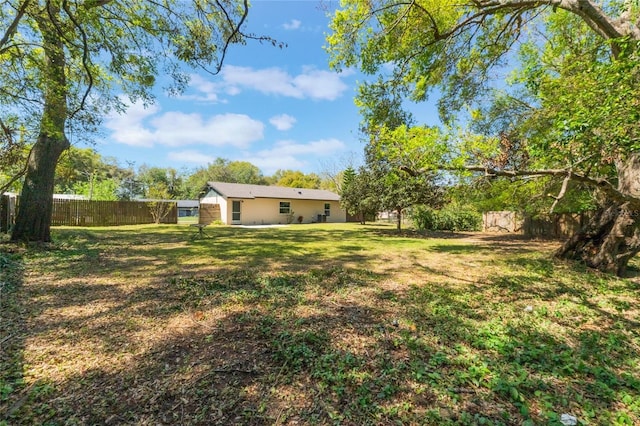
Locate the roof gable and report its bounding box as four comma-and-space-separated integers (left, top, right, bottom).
206, 181, 340, 201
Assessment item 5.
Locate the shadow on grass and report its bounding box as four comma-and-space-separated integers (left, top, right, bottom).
1, 266, 394, 424
400, 277, 640, 424
35, 225, 406, 278
364, 227, 478, 240
0, 247, 27, 421
2, 225, 639, 424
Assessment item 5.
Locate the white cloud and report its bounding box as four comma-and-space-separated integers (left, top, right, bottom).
149, 112, 264, 148
248, 156, 306, 175
104, 102, 159, 147
178, 66, 353, 102
292, 69, 352, 101
222, 66, 302, 98
283, 19, 302, 30
269, 114, 296, 131
167, 150, 216, 164
269, 138, 346, 156
243, 138, 347, 175
106, 101, 264, 148
178, 74, 221, 103
221, 65, 351, 101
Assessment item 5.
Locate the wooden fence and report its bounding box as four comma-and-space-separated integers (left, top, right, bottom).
0, 194, 17, 232
51, 199, 177, 226
483, 211, 523, 233
522, 213, 590, 238
199, 203, 221, 225
483, 210, 592, 238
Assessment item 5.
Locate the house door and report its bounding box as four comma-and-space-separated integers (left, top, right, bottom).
231, 200, 241, 224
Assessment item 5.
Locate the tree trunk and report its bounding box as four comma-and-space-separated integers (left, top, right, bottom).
11, 8, 69, 242
11, 135, 68, 242
556, 154, 640, 276
396, 207, 402, 231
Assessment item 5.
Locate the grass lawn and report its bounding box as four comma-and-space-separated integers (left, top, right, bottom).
178, 216, 199, 225
1, 223, 639, 425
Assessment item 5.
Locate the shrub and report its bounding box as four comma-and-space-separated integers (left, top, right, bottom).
411, 205, 437, 231
412, 204, 482, 231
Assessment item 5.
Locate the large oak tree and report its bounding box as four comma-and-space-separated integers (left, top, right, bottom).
1, 0, 274, 242
328, 0, 640, 275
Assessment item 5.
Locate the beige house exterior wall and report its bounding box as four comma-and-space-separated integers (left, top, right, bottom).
200, 190, 346, 225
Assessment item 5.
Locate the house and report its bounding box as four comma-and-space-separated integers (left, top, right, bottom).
54, 194, 87, 200
137, 198, 198, 217
199, 181, 346, 225
176, 200, 199, 217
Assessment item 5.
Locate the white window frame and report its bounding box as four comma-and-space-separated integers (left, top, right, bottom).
279, 201, 291, 214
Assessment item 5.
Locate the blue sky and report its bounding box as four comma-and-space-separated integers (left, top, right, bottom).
94, 1, 440, 176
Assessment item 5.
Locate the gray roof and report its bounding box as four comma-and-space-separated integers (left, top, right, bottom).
206, 181, 340, 201
177, 200, 199, 208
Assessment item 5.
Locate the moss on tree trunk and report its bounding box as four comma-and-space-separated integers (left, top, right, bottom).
11, 9, 69, 242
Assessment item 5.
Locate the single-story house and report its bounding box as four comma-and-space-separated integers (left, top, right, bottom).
199, 181, 346, 225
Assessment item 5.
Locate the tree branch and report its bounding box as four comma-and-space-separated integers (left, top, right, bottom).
83, 0, 112, 9
0, 0, 31, 55
401, 164, 640, 209
405, 1, 637, 57
548, 171, 571, 213
0, 144, 34, 196
211, 0, 250, 75
62, 0, 93, 118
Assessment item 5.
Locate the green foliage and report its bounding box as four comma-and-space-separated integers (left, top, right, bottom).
411, 204, 482, 232
272, 329, 330, 371
327, 1, 530, 123
2, 0, 258, 137
2, 0, 278, 241
374, 125, 452, 171
361, 126, 446, 230
54, 147, 163, 201
509, 11, 640, 178
341, 166, 356, 193
137, 165, 185, 199
449, 177, 598, 216
0, 251, 22, 290
269, 169, 321, 189
71, 178, 119, 201
340, 166, 380, 223
146, 182, 174, 223
184, 158, 267, 198
0, 251, 23, 421
4, 224, 640, 423
0, 124, 29, 193
327, 1, 640, 228
411, 205, 437, 231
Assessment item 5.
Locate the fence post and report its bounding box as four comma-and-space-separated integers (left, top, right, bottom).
0, 195, 7, 233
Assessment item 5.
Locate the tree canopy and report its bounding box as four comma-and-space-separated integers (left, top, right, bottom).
183, 158, 267, 198
269, 169, 321, 189
328, 0, 640, 275
2, 0, 277, 241
328, 1, 640, 183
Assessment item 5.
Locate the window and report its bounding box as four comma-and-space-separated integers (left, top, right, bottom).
279, 201, 291, 214
324, 203, 331, 217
